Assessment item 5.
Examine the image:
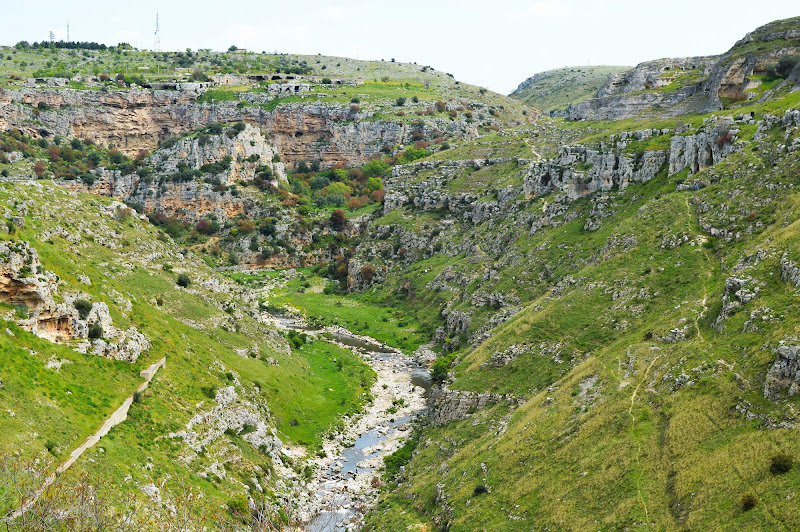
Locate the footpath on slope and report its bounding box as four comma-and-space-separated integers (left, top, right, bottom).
8, 357, 166, 520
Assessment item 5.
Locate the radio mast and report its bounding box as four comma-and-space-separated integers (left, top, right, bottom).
154, 11, 161, 52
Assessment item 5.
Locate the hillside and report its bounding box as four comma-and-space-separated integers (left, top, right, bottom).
510, 65, 630, 115
2, 15, 800, 532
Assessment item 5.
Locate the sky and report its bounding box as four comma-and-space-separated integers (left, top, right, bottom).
1, 1, 798, 94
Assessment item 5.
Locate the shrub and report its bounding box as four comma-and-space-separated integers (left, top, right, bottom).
435, 100, 446, 112
473, 484, 489, 496
176, 274, 191, 288
396, 97, 406, 106
770, 453, 793, 474
226, 494, 249, 516
360, 264, 375, 283
741, 493, 757, 511
74, 299, 92, 320
33, 161, 46, 177
88, 322, 103, 339
329, 209, 346, 231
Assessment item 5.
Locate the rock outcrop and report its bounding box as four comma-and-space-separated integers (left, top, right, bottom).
764, 345, 800, 399
427, 386, 513, 426
568, 20, 800, 121
0, 240, 149, 361
0, 87, 479, 164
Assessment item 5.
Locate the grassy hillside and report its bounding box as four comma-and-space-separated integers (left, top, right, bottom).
510, 66, 630, 113
357, 89, 800, 529
0, 181, 376, 522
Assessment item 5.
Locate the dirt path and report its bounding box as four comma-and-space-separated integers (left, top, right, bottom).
9, 357, 166, 519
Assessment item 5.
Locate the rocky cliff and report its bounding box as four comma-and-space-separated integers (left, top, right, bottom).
0, 240, 148, 361
524, 117, 741, 200
0, 88, 480, 165
567, 19, 800, 121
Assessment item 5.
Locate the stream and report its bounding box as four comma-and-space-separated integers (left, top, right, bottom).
267, 316, 431, 531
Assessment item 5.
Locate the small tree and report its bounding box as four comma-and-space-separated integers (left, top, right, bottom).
176, 274, 191, 288
396, 97, 406, 107
88, 322, 103, 339
360, 264, 375, 284
329, 209, 346, 231
33, 160, 46, 178
74, 299, 92, 320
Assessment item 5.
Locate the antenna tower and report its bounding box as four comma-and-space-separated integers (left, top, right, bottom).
67, 22, 70, 42
154, 11, 161, 52
49, 31, 55, 43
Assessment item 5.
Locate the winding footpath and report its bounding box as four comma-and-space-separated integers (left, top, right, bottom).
9, 357, 166, 520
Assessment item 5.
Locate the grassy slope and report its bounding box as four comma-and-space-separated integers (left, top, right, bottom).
0, 181, 374, 516
510, 66, 630, 113
363, 94, 800, 529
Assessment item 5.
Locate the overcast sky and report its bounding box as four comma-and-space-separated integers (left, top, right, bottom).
2, 1, 798, 93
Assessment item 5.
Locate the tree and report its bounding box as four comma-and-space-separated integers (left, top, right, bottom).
227, 45, 238, 53
396, 97, 406, 106
88, 322, 103, 339
360, 264, 375, 283
33, 161, 46, 178
176, 274, 191, 288
329, 209, 346, 231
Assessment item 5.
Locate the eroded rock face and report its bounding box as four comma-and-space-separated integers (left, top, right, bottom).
168, 384, 282, 462
0, 240, 149, 361
60, 124, 286, 224
427, 386, 511, 426
568, 21, 800, 121
764, 345, 800, 399
0, 88, 480, 164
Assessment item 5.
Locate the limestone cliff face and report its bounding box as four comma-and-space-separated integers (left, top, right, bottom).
384, 157, 528, 222
568, 21, 800, 121
524, 118, 742, 201
0, 240, 148, 361
0, 88, 479, 164
60, 124, 283, 224
148, 123, 286, 185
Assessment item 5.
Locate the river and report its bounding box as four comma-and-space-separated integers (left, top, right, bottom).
267, 316, 431, 531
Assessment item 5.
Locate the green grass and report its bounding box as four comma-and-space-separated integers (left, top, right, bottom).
0, 180, 376, 517
266, 271, 429, 352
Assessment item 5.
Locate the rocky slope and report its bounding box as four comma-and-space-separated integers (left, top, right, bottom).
568, 18, 800, 121
510, 66, 631, 115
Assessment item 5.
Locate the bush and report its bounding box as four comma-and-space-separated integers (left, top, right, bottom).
226, 494, 249, 516
176, 274, 191, 288
741, 492, 757, 511
473, 484, 489, 496
88, 322, 103, 339
396, 97, 406, 106
74, 299, 92, 320
770, 453, 793, 474
360, 264, 375, 283
329, 209, 346, 231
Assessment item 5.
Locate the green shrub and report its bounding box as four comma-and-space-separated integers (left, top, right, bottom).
176, 274, 191, 288
74, 299, 92, 319
770, 453, 793, 474
473, 484, 489, 496
384, 437, 418, 478
226, 494, 249, 516
741, 492, 757, 511
88, 322, 103, 339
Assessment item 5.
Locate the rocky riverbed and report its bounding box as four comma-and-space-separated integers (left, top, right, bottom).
266, 318, 430, 531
